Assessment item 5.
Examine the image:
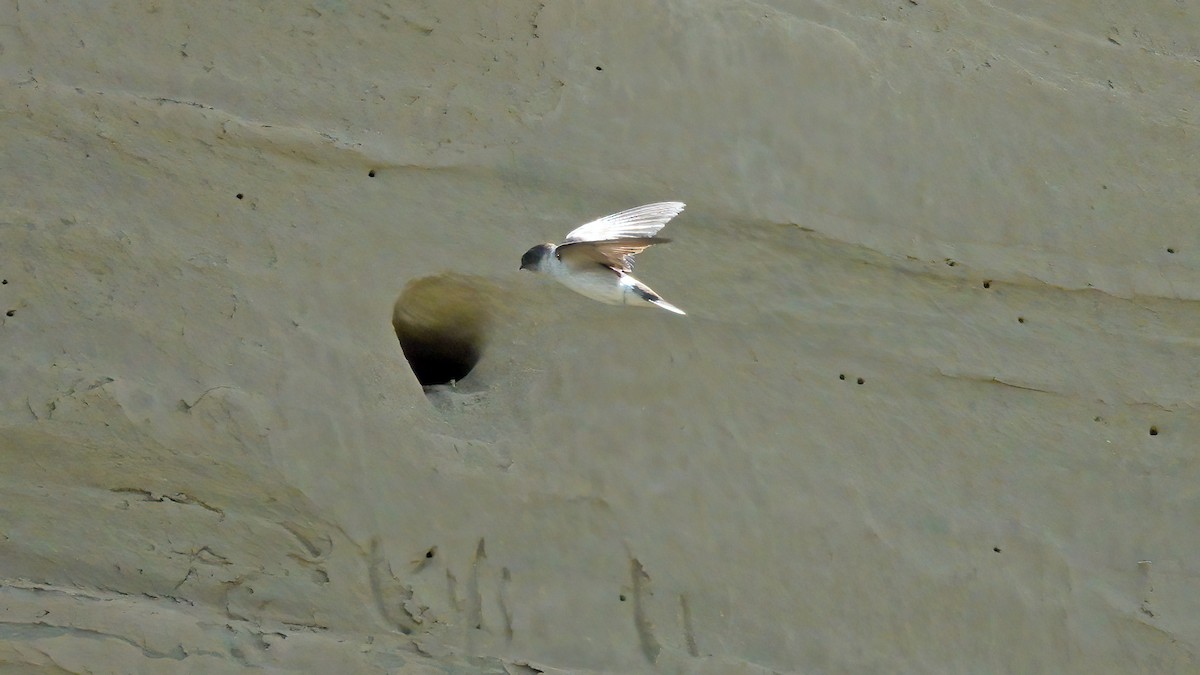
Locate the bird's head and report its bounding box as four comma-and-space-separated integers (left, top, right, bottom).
519, 243, 555, 272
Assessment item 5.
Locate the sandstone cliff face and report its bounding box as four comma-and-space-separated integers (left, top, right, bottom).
2, 1, 1197, 672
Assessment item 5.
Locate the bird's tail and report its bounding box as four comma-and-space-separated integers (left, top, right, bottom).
650, 298, 687, 315
625, 275, 687, 315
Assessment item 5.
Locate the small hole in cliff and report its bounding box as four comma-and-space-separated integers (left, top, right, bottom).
425, 548, 435, 559
1167, 247, 1176, 254
236, 193, 244, 200
1017, 316, 1025, 324
838, 373, 846, 380
595, 65, 603, 71
1, 279, 7, 285
982, 280, 991, 289
619, 594, 626, 602
5, 310, 13, 317
368, 169, 377, 178
856, 377, 865, 385
1149, 426, 1159, 436
993, 547, 1001, 553
393, 273, 496, 387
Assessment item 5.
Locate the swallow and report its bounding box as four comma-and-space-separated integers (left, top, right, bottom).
519, 202, 687, 315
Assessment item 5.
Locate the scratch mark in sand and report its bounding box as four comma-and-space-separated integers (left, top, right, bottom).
680, 593, 699, 657
499, 566, 514, 643
364, 537, 418, 634
466, 538, 486, 631
630, 557, 660, 663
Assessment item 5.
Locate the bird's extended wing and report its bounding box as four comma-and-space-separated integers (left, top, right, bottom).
562, 202, 685, 244
556, 237, 670, 273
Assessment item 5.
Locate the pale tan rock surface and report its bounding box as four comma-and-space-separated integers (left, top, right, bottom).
2, 1, 1198, 672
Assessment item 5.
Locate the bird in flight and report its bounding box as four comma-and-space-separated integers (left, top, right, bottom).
519, 202, 687, 315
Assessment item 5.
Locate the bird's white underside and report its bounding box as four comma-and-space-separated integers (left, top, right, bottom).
543, 257, 685, 314
544, 256, 632, 304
